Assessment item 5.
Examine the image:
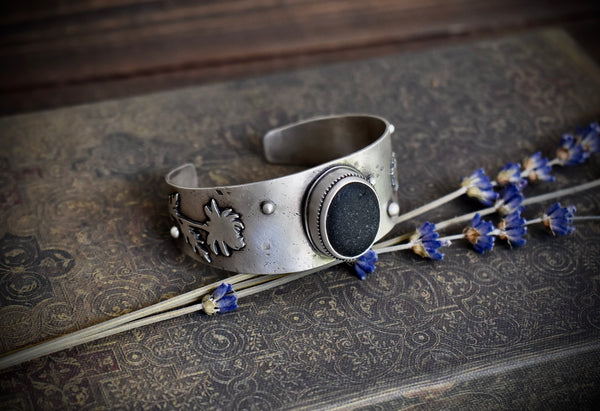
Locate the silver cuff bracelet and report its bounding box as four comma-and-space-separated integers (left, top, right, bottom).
166, 114, 399, 274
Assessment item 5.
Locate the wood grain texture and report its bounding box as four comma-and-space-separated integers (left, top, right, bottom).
0, 0, 599, 114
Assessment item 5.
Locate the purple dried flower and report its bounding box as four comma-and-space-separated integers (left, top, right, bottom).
202, 283, 238, 315
460, 168, 499, 206
496, 162, 527, 189
576, 122, 600, 153
353, 249, 378, 280
410, 222, 448, 260
542, 202, 576, 236
556, 134, 589, 166
464, 214, 495, 253
495, 184, 524, 216
522, 152, 555, 182
496, 210, 527, 247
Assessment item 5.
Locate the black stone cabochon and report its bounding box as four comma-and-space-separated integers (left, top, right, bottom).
325, 182, 380, 258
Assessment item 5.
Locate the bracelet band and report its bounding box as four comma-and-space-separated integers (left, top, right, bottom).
166, 114, 399, 274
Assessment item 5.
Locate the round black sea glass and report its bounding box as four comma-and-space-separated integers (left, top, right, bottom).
326, 182, 380, 257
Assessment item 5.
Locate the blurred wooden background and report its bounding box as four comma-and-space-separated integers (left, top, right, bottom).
1, 0, 599, 115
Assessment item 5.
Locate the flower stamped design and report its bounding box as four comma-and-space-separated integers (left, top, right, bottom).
203, 199, 246, 257
169, 193, 245, 263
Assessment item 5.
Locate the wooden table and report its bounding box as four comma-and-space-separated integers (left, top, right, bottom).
1, 0, 599, 115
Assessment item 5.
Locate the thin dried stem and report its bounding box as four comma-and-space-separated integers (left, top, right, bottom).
373, 232, 412, 249
0, 273, 256, 370
522, 179, 600, 206
435, 205, 497, 231
392, 187, 468, 225
0, 302, 206, 370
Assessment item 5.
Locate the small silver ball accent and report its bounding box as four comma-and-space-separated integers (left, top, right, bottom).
170, 226, 180, 239
368, 176, 376, 186
389, 124, 395, 134
387, 201, 400, 217
261, 201, 275, 215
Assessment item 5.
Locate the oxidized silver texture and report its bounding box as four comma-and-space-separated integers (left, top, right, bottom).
166, 114, 398, 274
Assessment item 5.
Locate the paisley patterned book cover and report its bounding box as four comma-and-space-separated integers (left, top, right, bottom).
1, 29, 599, 409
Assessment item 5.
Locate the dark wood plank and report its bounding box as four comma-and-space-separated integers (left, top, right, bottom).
565, 19, 600, 65
0, 0, 599, 115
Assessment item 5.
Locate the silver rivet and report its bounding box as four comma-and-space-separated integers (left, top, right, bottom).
389, 124, 395, 134
170, 226, 180, 239
368, 176, 376, 186
387, 201, 400, 217
261, 201, 275, 215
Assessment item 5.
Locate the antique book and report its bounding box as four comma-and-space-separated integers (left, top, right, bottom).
1, 29, 599, 409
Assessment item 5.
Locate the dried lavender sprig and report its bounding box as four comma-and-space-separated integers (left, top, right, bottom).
525, 202, 577, 236
352, 250, 378, 280
437, 179, 599, 230
0, 263, 340, 370
0, 302, 207, 370
375, 179, 600, 247
0, 273, 257, 370
497, 122, 600, 185
376, 202, 598, 264
432, 183, 525, 231
0, 263, 341, 370
390, 122, 598, 233
391, 169, 498, 225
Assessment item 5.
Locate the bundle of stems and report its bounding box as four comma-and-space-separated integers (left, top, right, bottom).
375, 178, 600, 251
0, 263, 338, 370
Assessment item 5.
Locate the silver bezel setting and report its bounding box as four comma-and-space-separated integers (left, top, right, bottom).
304, 166, 380, 260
